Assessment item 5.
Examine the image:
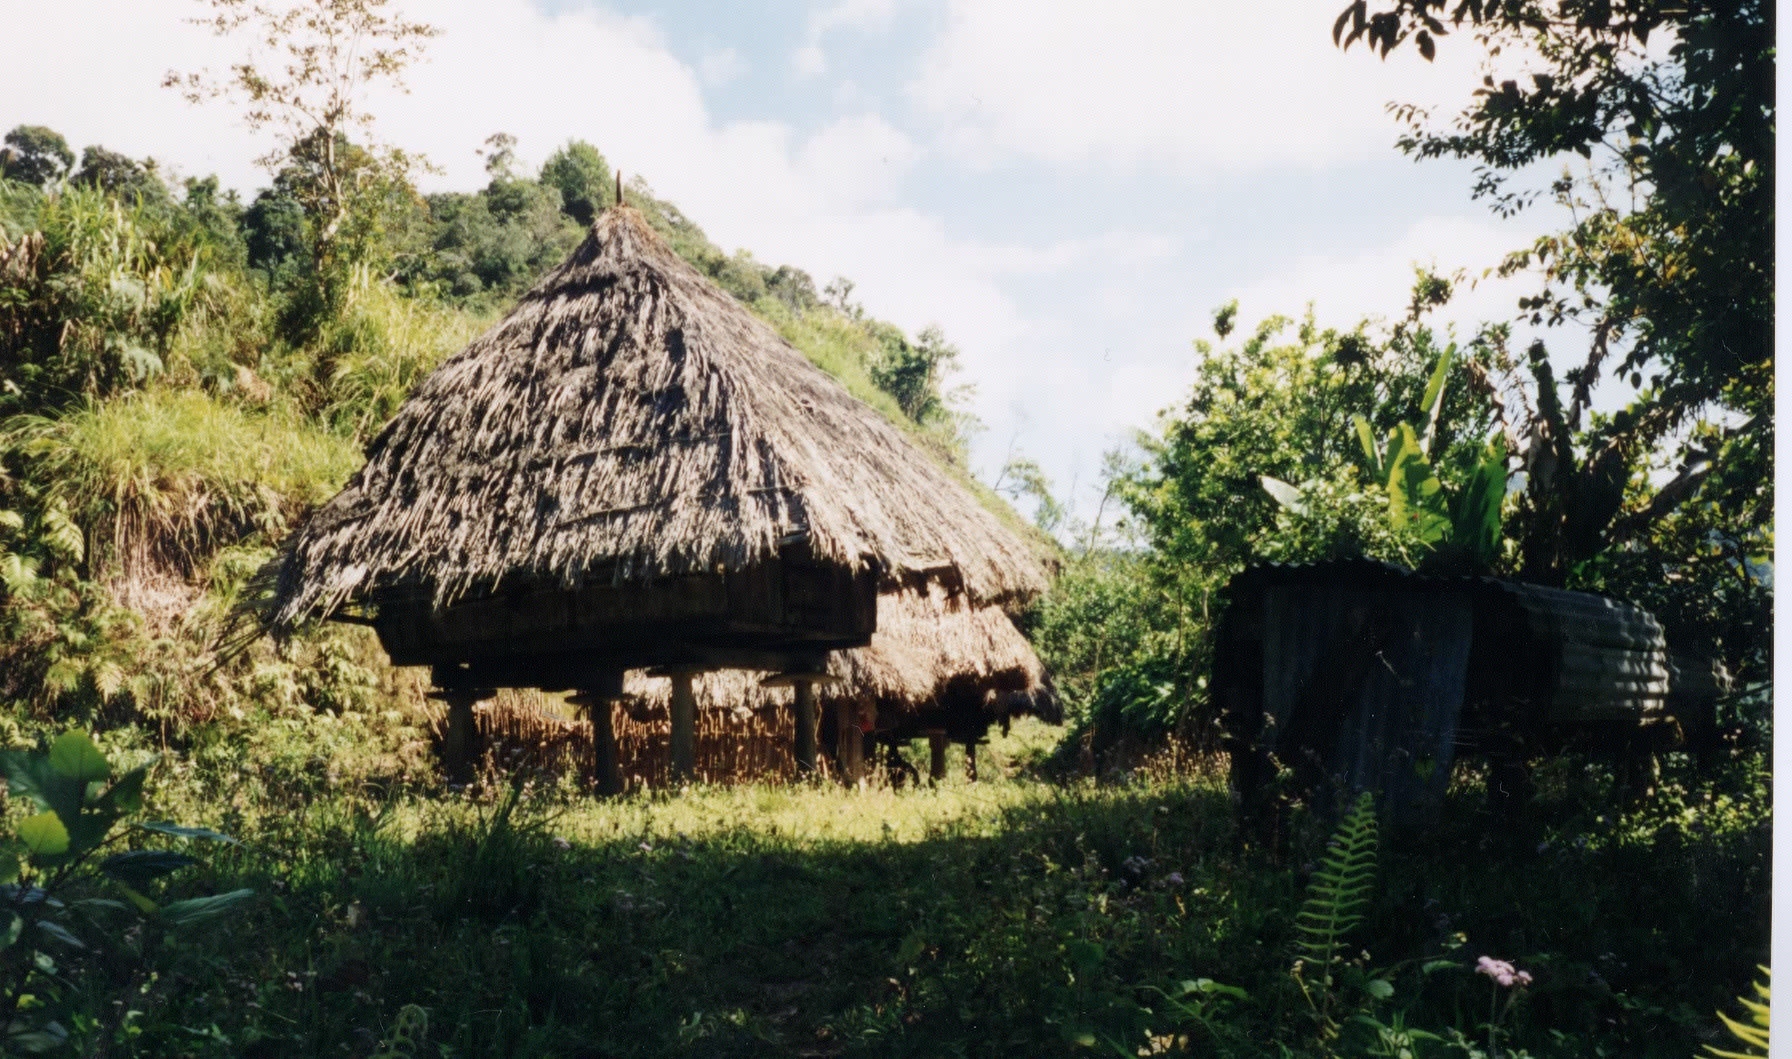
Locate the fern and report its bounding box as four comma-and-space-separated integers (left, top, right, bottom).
1292, 791, 1379, 1035
370, 1004, 429, 1059
1705, 967, 1769, 1059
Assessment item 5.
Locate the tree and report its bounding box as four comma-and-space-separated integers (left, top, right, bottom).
69, 147, 168, 204
0, 126, 74, 189
540, 140, 614, 227
1334, 0, 1772, 590
870, 324, 963, 425
166, 0, 439, 281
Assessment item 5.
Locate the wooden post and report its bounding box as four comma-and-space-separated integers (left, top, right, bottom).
432, 688, 489, 786
589, 698, 624, 796
760, 669, 837, 781
925, 730, 948, 784
669, 671, 697, 784
570, 672, 626, 797
965, 739, 979, 783
834, 700, 864, 787
793, 679, 818, 775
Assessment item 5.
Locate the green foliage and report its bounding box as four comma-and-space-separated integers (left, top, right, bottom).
316, 279, 485, 440
1704, 968, 1769, 1059
1292, 791, 1380, 1037
0, 730, 248, 1050
1337, 0, 1772, 627
4, 389, 360, 580
1047, 305, 1502, 751
539, 139, 614, 227
0, 185, 212, 411
869, 323, 962, 426
0, 127, 73, 190
370, 1004, 430, 1059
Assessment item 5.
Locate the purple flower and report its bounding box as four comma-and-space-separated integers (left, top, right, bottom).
1166, 872, 1185, 886
1476, 956, 1533, 988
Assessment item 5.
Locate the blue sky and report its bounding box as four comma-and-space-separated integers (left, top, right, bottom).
4, 0, 1563, 521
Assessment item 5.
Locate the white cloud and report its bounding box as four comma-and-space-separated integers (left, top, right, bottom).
792, 44, 828, 76
697, 45, 748, 86
792, 0, 903, 78
911, 0, 1523, 173
1225, 214, 1549, 337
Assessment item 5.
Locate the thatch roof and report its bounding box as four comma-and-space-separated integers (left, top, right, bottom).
268, 205, 1050, 630
623, 584, 1056, 723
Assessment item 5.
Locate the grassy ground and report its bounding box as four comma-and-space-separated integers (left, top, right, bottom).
43, 718, 1772, 1058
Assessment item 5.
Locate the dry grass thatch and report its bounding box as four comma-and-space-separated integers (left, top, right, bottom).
621, 583, 1057, 723
450, 584, 1058, 788
269, 205, 1050, 630
458, 690, 807, 790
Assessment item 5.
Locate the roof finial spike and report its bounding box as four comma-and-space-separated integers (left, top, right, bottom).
616, 170, 623, 208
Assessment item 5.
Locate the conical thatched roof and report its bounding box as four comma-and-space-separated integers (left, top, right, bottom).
269, 205, 1049, 631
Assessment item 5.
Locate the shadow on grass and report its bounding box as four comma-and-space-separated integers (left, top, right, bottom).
122, 754, 1768, 1059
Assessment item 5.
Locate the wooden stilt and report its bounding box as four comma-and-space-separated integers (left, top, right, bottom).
589, 698, 624, 797
834, 701, 864, 786
965, 740, 979, 783
926, 730, 948, 784
569, 673, 626, 797
669, 671, 697, 783
760, 669, 836, 782
793, 679, 818, 775
432, 688, 489, 787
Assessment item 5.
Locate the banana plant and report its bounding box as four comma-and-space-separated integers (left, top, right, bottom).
1263, 344, 1509, 574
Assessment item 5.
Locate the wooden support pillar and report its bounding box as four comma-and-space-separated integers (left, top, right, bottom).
669, 671, 698, 784
965, 739, 979, 783
834, 701, 865, 787
431, 687, 490, 787
761, 669, 837, 781
793, 679, 819, 775
925, 730, 948, 784
569, 671, 626, 798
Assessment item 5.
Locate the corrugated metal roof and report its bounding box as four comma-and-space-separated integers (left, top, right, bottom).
1222, 559, 1677, 723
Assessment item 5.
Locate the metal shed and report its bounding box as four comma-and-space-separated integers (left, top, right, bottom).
1213, 559, 1718, 825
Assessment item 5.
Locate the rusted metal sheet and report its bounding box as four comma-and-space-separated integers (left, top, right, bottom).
1259, 581, 1471, 824
1481, 581, 1672, 722
1217, 559, 1710, 825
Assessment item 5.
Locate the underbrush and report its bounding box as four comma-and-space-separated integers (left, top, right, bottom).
2, 714, 1762, 1059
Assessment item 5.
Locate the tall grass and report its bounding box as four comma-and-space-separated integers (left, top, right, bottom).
319, 275, 489, 441
4, 389, 361, 580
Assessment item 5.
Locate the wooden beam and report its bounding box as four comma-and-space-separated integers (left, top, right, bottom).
792, 679, 819, 776
429, 687, 491, 786
669, 670, 697, 784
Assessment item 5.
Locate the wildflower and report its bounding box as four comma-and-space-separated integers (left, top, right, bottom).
1476, 956, 1533, 987
1166, 872, 1185, 886
551, 836, 572, 851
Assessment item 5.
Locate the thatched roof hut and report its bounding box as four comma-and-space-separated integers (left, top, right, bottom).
267, 204, 1049, 687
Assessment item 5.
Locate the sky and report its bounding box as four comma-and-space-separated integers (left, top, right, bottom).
2, 0, 1568, 522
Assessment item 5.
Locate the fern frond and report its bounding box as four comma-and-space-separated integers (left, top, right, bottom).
1292, 791, 1378, 969
1704, 967, 1769, 1059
